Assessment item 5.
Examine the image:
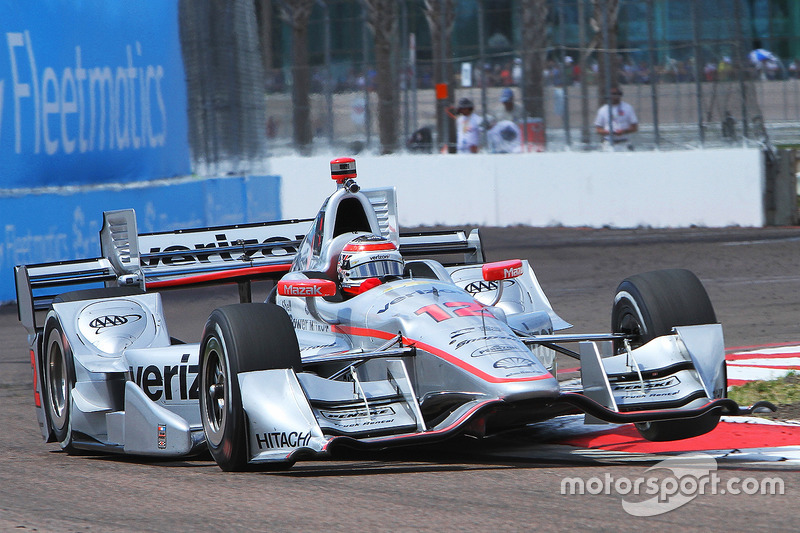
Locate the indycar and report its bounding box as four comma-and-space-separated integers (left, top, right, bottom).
15, 157, 774, 471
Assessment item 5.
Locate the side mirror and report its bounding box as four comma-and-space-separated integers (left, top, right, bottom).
277, 278, 339, 325
482, 259, 523, 282
480, 259, 523, 306
277, 278, 337, 297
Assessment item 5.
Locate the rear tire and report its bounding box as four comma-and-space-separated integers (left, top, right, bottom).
43, 315, 79, 452
43, 287, 145, 453
611, 269, 724, 442
199, 304, 301, 471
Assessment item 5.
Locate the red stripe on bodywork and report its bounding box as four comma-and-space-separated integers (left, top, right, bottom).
30, 350, 41, 408
332, 325, 554, 384
146, 264, 291, 288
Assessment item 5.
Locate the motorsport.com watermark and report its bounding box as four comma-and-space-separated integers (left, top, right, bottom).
560, 453, 785, 516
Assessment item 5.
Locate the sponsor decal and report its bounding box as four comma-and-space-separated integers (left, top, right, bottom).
452, 334, 518, 350
504, 265, 523, 278
283, 284, 324, 296
319, 405, 398, 429
291, 317, 330, 333
450, 326, 504, 339
471, 344, 520, 358
130, 357, 198, 402
157, 424, 167, 449
493, 356, 537, 369
254, 431, 313, 450
375, 287, 460, 314
320, 406, 395, 420
464, 280, 499, 295
612, 376, 681, 392
144, 234, 297, 267
89, 313, 142, 333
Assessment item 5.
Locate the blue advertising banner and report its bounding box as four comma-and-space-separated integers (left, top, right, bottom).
0, 1, 191, 187
0, 175, 282, 303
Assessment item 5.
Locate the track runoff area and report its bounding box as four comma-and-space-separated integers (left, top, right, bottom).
524, 342, 800, 465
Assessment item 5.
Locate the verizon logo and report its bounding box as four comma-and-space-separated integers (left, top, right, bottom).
144, 233, 297, 266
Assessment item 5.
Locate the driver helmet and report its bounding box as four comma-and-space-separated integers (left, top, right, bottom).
337, 234, 404, 291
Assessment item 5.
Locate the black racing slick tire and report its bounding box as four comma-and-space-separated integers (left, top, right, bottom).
199, 304, 301, 471
42, 315, 79, 453
611, 269, 725, 442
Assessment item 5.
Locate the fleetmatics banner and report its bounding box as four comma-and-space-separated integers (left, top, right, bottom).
0, 1, 190, 187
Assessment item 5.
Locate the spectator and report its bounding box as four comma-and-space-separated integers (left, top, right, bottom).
447, 97, 483, 153
496, 88, 521, 123
594, 86, 638, 150
487, 89, 521, 153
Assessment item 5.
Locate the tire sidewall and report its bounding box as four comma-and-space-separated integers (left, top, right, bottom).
43, 315, 76, 448
199, 316, 247, 471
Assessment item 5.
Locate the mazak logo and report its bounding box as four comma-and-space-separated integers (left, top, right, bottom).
144, 234, 297, 266
504, 266, 523, 278
284, 284, 323, 296
89, 314, 142, 333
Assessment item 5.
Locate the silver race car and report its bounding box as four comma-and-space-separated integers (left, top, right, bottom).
15, 157, 774, 470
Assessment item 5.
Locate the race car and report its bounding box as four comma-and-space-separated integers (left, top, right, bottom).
15, 157, 774, 471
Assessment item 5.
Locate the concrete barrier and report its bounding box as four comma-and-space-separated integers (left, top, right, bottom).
273, 148, 765, 229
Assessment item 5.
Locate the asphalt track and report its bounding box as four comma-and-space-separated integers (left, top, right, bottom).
2, 225, 800, 532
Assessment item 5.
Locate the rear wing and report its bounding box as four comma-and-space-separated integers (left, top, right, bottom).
15, 209, 313, 332
399, 229, 485, 265
16, 204, 486, 333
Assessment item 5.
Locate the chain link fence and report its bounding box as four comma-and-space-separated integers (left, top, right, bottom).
180, 0, 800, 165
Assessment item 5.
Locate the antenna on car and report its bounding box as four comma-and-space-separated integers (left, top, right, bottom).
330, 157, 360, 193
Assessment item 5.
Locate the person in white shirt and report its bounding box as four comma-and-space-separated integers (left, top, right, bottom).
594, 86, 638, 150
450, 97, 483, 153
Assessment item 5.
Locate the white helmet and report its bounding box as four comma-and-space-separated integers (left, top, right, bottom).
337, 234, 404, 289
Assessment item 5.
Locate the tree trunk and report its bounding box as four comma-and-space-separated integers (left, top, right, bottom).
363, 0, 399, 154
424, 0, 456, 152
279, 1, 314, 154
520, 0, 549, 121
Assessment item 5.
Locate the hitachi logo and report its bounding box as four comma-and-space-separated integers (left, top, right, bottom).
144, 234, 297, 266
255, 431, 313, 449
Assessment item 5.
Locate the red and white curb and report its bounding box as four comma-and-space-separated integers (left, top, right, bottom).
726, 343, 800, 387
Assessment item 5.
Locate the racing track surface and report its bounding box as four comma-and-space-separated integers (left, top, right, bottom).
2, 225, 800, 532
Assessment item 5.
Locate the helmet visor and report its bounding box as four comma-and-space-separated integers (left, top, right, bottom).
347, 260, 404, 280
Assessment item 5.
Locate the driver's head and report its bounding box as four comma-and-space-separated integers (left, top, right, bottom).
337, 234, 403, 293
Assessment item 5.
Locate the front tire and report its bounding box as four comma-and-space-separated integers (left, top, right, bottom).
611, 269, 724, 442
199, 304, 301, 471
